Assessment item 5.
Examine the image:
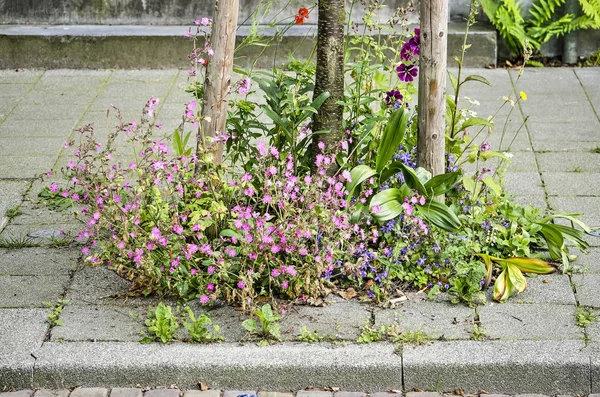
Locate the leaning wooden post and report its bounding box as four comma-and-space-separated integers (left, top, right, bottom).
417, 0, 448, 178
198, 0, 239, 165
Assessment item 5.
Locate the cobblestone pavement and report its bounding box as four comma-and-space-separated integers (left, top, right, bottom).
1, 67, 600, 393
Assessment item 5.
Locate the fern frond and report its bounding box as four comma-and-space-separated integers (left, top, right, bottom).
529, 0, 566, 25
579, 0, 600, 26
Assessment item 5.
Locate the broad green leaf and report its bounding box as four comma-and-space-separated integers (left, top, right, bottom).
376, 108, 409, 172
346, 165, 377, 200
506, 263, 527, 294
481, 176, 502, 196
370, 188, 407, 221
397, 163, 427, 195
261, 106, 292, 140
415, 167, 432, 185
415, 201, 461, 231
424, 171, 462, 197
267, 322, 281, 340
537, 213, 591, 233
497, 257, 557, 274
538, 224, 565, 261
461, 75, 492, 87
220, 229, 239, 238
242, 319, 257, 332
480, 150, 509, 161
458, 117, 494, 132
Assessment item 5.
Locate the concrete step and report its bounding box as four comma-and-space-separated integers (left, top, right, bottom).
0, 23, 497, 69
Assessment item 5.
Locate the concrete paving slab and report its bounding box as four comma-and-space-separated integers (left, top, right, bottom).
32, 76, 109, 93
0, 247, 78, 276
374, 302, 474, 341
511, 68, 582, 94
527, 122, 600, 152
333, 393, 365, 397
9, 103, 89, 121
65, 266, 132, 306
511, 195, 547, 210
0, 156, 57, 179
0, 70, 44, 84
0, 84, 34, 99
32, 342, 403, 391
0, 180, 29, 228
572, 273, 600, 308
0, 223, 83, 245
572, 247, 600, 273
537, 152, 600, 173
477, 303, 580, 340
0, 137, 71, 156
108, 70, 179, 84
548, 196, 600, 227
403, 340, 589, 394
204, 304, 252, 343
0, 119, 77, 138
544, 172, 600, 196
503, 172, 544, 197
296, 392, 331, 397
510, 274, 577, 305
10, 203, 79, 226
0, 274, 70, 307
279, 300, 370, 341
582, 309, 600, 343
50, 304, 144, 342
519, 94, 597, 124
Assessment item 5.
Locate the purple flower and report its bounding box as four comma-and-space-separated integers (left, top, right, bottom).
385, 89, 403, 106
396, 64, 418, 82
480, 141, 491, 152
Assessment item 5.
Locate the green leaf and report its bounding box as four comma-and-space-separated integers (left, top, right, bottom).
220, 229, 239, 238
481, 176, 502, 196
458, 117, 494, 133
461, 75, 492, 87
480, 150, 509, 161
397, 163, 427, 195
506, 263, 527, 294
538, 224, 566, 261
370, 188, 409, 221
376, 108, 409, 172
424, 171, 462, 197
346, 165, 377, 200
267, 322, 281, 340
415, 200, 461, 232
448, 71, 459, 93
242, 319, 257, 332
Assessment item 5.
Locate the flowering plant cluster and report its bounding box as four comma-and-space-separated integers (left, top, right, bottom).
42, 6, 591, 311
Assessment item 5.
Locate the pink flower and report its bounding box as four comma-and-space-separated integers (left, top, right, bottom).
263, 194, 272, 204
207, 282, 214, 291
281, 280, 289, 289
173, 225, 183, 235
49, 183, 59, 193
372, 205, 381, 214
237, 280, 245, 289
271, 268, 281, 277
208, 266, 215, 275
341, 170, 352, 182
257, 141, 266, 156
317, 141, 325, 150
199, 295, 209, 304
270, 146, 279, 158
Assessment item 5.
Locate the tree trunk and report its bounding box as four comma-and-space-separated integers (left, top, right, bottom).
417, 0, 448, 178
198, 0, 239, 165
310, 0, 345, 168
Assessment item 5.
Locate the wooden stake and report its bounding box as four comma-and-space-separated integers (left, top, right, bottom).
417, 0, 448, 178
199, 0, 239, 164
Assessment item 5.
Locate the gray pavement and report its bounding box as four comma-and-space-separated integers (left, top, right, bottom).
1, 68, 600, 394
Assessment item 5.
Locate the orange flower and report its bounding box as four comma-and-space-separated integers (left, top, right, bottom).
295, 7, 309, 25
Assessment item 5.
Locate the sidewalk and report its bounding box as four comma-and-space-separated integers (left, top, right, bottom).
0, 67, 599, 394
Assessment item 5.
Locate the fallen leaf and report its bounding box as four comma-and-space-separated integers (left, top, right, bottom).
454, 389, 465, 395
412, 388, 423, 392
543, 279, 550, 284
198, 383, 208, 391
339, 287, 357, 300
